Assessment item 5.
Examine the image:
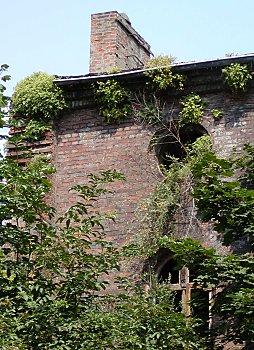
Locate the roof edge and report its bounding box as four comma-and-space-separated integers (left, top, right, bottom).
54, 53, 254, 85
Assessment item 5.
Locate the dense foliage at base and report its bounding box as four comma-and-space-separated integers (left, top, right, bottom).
0, 157, 206, 349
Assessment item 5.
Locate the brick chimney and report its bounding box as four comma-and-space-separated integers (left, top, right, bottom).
89, 11, 152, 74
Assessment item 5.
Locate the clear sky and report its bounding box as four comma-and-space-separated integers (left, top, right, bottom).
2, 0, 254, 96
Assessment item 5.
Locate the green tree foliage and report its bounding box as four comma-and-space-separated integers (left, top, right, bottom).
192, 144, 254, 245
0, 157, 124, 349
106, 283, 205, 350
0, 157, 205, 349
160, 237, 254, 346
0, 64, 10, 128
0, 66, 205, 349
0, 64, 10, 149
158, 143, 254, 347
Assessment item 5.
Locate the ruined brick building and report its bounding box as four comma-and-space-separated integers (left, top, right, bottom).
9, 9, 254, 275
52, 12, 254, 252
7, 12, 254, 343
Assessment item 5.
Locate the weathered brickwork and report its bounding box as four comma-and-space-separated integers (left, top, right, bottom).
52, 109, 160, 247
89, 11, 152, 73
54, 55, 254, 260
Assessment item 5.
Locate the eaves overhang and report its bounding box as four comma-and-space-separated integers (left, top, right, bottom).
54, 53, 254, 87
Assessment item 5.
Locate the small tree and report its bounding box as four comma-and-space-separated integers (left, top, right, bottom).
0, 156, 125, 349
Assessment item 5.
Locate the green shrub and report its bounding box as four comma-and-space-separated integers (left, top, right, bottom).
179, 94, 204, 126
145, 55, 185, 91
12, 72, 67, 122
94, 79, 131, 124
222, 63, 252, 93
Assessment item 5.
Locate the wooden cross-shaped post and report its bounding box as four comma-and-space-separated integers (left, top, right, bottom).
169, 266, 215, 328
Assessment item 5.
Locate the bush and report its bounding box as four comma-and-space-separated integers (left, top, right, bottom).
12, 72, 67, 122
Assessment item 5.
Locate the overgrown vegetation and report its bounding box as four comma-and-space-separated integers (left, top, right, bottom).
127, 134, 212, 258
0, 158, 204, 349
211, 108, 223, 121
128, 133, 254, 347
144, 55, 185, 91
222, 63, 252, 93
94, 79, 131, 124
2, 55, 254, 348
0, 68, 206, 349
11, 72, 67, 141
179, 94, 204, 126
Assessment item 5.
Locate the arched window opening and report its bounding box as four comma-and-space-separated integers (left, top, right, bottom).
155, 124, 208, 169
152, 250, 215, 335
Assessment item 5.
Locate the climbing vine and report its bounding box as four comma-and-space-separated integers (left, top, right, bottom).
222, 63, 252, 93
127, 134, 212, 258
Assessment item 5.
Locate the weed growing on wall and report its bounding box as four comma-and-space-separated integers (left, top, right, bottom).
94, 79, 131, 124
179, 94, 204, 126
212, 109, 223, 121
145, 55, 185, 91
222, 63, 252, 93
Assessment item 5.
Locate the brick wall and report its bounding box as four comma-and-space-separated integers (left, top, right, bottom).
52, 110, 160, 247
89, 11, 152, 74
54, 56, 254, 260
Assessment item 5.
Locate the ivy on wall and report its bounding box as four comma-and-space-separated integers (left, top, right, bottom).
126, 134, 212, 258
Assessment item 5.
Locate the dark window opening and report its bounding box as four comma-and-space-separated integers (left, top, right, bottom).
158, 257, 179, 284
191, 290, 210, 336
156, 124, 208, 169
154, 253, 214, 336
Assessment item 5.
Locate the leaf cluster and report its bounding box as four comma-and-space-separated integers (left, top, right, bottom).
0, 64, 10, 130
106, 282, 206, 350
179, 94, 204, 126
222, 63, 252, 93
10, 72, 67, 142
145, 55, 185, 91
94, 79, 131, 124
160, 236, 254, 344
212, 108, 223, 121
192, 145, 254, 245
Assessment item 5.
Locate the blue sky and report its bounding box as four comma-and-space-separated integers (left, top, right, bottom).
2, 0, 254, 96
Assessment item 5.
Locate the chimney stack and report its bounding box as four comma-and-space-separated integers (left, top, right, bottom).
89, 11, 152, 74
